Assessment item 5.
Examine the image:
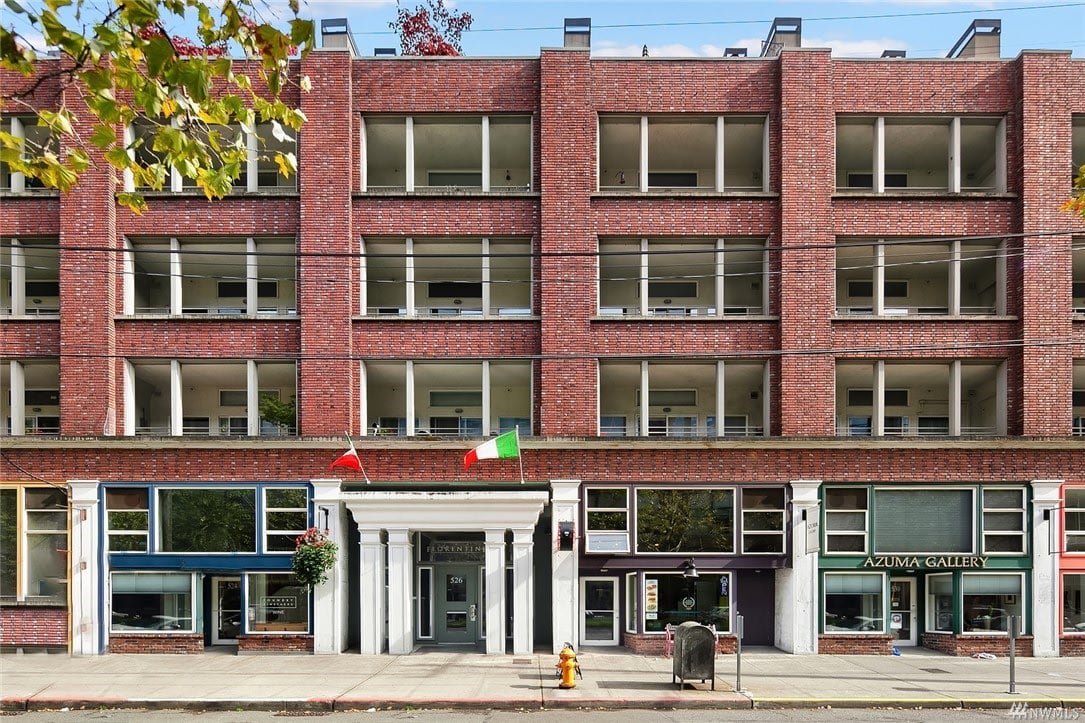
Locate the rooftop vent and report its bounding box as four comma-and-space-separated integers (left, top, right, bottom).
761, 17, 801, 58
564, 18, 591, 49
724, 47, 748, 57
881, 49, 906, 58
321, 18, 359, 57
374, 47, 397, 57
946, 19, 1001, 59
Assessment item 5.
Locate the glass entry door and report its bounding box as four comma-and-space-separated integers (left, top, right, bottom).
211, 577, 241, 645
580, 577, 619, 646
889, 577, 917, 646
435, 566, 479, 644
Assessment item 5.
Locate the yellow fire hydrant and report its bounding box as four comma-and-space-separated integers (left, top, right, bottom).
556, 643, 581, 689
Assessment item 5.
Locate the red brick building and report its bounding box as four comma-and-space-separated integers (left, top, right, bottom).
1, 17, 1084, 657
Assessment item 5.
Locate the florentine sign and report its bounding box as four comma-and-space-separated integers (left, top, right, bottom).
862, 555, 988, 568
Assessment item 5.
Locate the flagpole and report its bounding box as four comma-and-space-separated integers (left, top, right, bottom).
515, 426, 524, 484
346, 432, 371, 484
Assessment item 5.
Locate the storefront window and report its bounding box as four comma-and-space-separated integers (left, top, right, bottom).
106, 488, 149, 552
741, 488, 786, 553
263, 488, 307, 553
25, 488, 67, 601
0, 489, 16, 597
247, 573, 309, 633
824, 572, 884, 633
585, 488, 629, 553
981, 487, 1026, 554
158, 488, 256, 552
874, 488, 972, 554
643, 572, 730, 633
111, 572, 194, 632
635, 488, 734, 553
824, 487, 868, 554
625, 573, 637, 634
1065, 574, 1085, 634
927, 573, 954, 632
962, 573, 1022, 634
1067, 488, 1085, 553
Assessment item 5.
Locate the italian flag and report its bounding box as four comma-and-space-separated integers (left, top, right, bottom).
463, 429, 520, 471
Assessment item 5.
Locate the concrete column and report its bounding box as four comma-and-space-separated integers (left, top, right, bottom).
715, 117, 725, 193
949, 116, 961, 193
873, 116, 885, 194
68, 480, 101, 656
169, 238, 182, 316
169, 360, 182, 436
405, 116, 414, 192
246, 359, 259, 437
639, 116, 648, 192
873, 241, 885, 317
873, 361, 885, 437
481, 116, 491, 192
311, 479, 343, 654
714, 237, 725, 319
358, 527, 385, 654
9, 361, 25, 436
715, 361, 725, 438
11, 240, 25, 316
776, 479, 821, 654
1031, 479, 1064, 657
387, 528, 414, 654
483, 528, 506, 654
405, 237, 415, 318
511, 528, 534, 654
122, 361, 135, 436
949, 360, 962, 437
551, 480, 581, 653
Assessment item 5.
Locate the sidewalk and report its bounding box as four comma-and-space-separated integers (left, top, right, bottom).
2, 647, 1084, 712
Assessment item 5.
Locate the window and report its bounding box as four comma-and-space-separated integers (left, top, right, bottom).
0, 489, 14, 596
635, 488, 734, 554
982, 488, 1026, 554
107, 488, 149, 552
1065, 574, 1085, 634
585, 488, 629, 553
1, 115, 57, 192
625, 573, 638, 634
927, 573, 954, 633
962, 573, 1023, 634
158, 488, 256, 553
24, 488, 67, 602
111, 572, 194, 632
874, 489, 973, 554
247, 573, 309, 633
742, 488, 786, 554
1067, 488, 1085, 553
599, 415, 628, 436
264, 488, 307, 553
643, 573, 731, 633
823, 573, 884, 633
846, 389, 908, 407
824, 487, 868, 554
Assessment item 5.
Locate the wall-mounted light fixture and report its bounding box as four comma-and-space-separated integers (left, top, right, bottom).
682, 558, 699, 578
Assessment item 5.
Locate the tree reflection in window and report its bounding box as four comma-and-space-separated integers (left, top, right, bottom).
158, 488, 256, 552
636, 488, 734, 553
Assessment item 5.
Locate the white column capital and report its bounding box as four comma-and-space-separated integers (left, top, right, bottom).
789, 480, 822, 505
310, 479, 343, 503
68, 480, 101, 507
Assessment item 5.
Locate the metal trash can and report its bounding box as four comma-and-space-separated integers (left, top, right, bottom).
671, 621, 716, 690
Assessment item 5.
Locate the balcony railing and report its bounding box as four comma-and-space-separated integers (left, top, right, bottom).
598, 305, 762, 317
366, 306, 532, 317
600, 421, 764, 437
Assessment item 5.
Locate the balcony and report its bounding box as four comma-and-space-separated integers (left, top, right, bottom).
0, 360, 60, 436
836, 115, 1005, 194
126, 237, 297, 316
1, 239, 60, 317
1074, 240, 1085, 315
598, 115, 767, 193
599, 360, 767, 437
363, 360, 531, 437
0, 115, 57, 194
126, 360, 296, 436
1073, 115, 1084, 189
362, 115, 532, 194
1074, 363, 1085, 437
836, 360, 1005, 437
363, 238, 531, 317
598, 238, 766, 318
128, 120, 296, 193
836, 238, 1003, 317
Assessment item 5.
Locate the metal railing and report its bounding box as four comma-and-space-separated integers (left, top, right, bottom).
599, 305, 764, 317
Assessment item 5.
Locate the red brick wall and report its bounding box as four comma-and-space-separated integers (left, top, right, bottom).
1059, 636, 1085, 656
623, 632, 737, 656
818, 634, 894, 655
108, 634, 204, 654
0, 606, 67, 648
237, 634, 313, 654
921, 632, 1033, 657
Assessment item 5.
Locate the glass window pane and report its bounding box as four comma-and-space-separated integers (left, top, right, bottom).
248, 573, 309, 632
158, 488, 256, 552
636, 488, 734, 553
874, 489, 972, 553
1064, 574, 1085, 633
111, 573, 193, 631
587, 511, 627, 531
266, 488, 307, 508
983, 511, 1023, 532
24, 488, 66, 509
109, 511, 148, 531
1066, 489, 1085, 509
827, 535, 866, 553
106, 488, 148, 510
826, 488, 867, 510
984, 489, 1023, 509
265, 534, 298, 553
109, 535, 148, 552
962, 574, 1022, 633
27, 533, 66, 599
643, 573, 730, 632
587, 488, 627, 508
0, 489, 16, 596
267, 511, 307, 530
26, 511, 66, 531
743, 489, 784, 509
827, 511, 866, 531
824, 573, 883, 632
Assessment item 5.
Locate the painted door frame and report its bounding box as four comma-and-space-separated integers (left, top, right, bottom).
889, 576, 918, 646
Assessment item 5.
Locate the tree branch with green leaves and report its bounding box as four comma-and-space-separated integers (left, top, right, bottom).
1, 0, 315, 212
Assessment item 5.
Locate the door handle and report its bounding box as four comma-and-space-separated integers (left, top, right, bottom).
469, 604, 477, 622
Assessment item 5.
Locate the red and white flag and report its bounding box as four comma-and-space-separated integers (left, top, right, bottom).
329, 435, 370, 483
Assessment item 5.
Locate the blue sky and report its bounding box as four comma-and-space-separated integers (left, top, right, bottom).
306, 0, 1084, 59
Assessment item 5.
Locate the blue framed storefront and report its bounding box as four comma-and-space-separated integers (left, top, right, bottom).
818, 483, 1034, 655
97, 482, 313, 654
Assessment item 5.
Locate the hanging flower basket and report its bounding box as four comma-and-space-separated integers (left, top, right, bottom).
292, 527, 338, 588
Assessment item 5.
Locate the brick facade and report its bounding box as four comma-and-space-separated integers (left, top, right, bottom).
0, 607, 66, 650
1, 22, 1084, 656
1059, 636, 1085, 656
624, 633, 737, 656
818, 635, 895, 655
920, 633, 1034, 657
237, 635, 314, 654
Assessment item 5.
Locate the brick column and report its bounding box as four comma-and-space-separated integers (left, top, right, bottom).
1018, 52, 1076, 435
538, 48, 596, 436
298, 49, 357, 435
59, 84, 117, 435
777, 50, 836, 436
